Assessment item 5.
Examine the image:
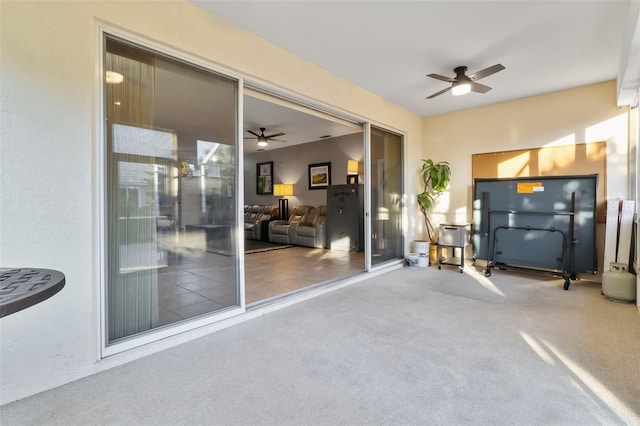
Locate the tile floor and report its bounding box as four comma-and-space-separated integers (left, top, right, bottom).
244, 246, 365, 303
153, 244, 364, 327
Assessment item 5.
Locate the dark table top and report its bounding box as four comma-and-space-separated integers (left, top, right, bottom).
0, 268, 65, 318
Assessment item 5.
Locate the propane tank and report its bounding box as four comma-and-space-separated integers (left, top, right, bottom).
602, 263, 636, 302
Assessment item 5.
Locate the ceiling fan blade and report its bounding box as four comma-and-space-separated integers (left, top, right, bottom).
468, 64, 505, 81
270, 138, 288, 143
426, 73, 455, 83
247, 130, 261, 137
426, 86, 453, 99
265, 132, 285, 139
470, 82, 492, 93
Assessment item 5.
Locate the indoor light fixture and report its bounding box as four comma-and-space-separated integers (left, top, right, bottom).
452, 82, 471, 96
347, 160, 359, 175
273, 183, 294, 220
257, 140, 268, 147
347, 160, 359, 184
105, 71, 124, 84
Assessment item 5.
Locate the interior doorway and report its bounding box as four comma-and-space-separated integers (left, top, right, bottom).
241, 91, 367, 303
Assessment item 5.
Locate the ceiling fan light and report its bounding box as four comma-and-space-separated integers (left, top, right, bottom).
105, 70, 124, 84
452, 83, 471, 96
257, 140, 268, 147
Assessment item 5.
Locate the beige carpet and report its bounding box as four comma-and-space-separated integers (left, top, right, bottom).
404, 265, 547, 305
2, 264, 639, 425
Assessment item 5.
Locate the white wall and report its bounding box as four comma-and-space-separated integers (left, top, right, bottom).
0, 1, 423, 404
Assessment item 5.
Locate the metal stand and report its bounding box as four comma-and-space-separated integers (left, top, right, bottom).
438, 244, 465, 273
483, 225, 573, 290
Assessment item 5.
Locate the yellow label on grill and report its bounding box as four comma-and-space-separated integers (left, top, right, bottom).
517, 182, 543, 193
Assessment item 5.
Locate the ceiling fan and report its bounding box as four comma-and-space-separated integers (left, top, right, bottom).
426, 64, 505, 99
245, 127, 287, 147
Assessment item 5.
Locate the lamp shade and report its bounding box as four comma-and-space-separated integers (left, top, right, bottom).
273, 183, 294, 196
347, 160, 359, 175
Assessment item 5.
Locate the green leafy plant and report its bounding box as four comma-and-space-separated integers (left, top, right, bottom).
417, 159, 451, 243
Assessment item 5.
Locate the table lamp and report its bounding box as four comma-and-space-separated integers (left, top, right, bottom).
273, 183, 294, 220
347, 160, 359, 184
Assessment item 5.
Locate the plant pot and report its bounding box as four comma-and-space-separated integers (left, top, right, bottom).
429, 244, 439, 265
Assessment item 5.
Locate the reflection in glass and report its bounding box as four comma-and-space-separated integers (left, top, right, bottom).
105, 36, 238, 344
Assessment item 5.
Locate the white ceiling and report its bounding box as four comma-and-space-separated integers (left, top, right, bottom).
243, 94, 361, 153
188, 0, 637, 153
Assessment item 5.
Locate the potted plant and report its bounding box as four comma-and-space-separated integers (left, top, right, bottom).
416, 159, 451, 263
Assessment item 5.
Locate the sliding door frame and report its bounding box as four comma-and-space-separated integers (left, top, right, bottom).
96, 24, 406, 359
97, 25, 246, 357
365, 124, 406, 271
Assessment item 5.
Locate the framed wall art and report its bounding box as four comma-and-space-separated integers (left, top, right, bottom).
256, 161, 273, 195
308, 162, 331, 190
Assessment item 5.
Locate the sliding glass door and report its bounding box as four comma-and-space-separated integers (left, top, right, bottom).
104, 35, 240, 347
369, 126, 403, 266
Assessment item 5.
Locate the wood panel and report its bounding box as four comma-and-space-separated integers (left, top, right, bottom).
472, 142, 607, 222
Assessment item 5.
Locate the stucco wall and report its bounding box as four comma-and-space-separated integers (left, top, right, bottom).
0, 1, 424, 403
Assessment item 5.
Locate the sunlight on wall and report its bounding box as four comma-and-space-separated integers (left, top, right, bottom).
586, 142, 608, 161
585, 114, 627, 145
434, 191, 450, 213
544, 134, 577, 147
454, 206, 467, 224
540, 144, 576, 171
498, 151, 530, 177
586, 113, 629, 199
404, 193, 416, 234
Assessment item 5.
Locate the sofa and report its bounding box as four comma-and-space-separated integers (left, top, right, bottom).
244, 205, 279, 240
295, 206, 327, 248
268, 205, 313, 245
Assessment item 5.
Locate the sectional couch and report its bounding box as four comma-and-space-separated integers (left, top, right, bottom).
244, 205, 279, 240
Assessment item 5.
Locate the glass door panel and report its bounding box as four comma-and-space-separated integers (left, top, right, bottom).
370, 127, 403, 266
105, 36, 239, 345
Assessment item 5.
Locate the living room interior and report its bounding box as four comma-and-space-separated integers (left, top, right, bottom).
151, 88, 374, 323
242, 92, 368, 303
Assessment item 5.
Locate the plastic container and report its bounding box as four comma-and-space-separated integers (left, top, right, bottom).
413, 241, 431, 267
405, 253, 419, 268
413, 240, 430, 254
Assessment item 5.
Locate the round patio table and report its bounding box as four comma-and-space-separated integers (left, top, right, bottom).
0, 268, 65, 318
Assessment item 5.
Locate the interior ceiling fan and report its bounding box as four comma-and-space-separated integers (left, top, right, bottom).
245, 127, 287, 147
426, 64, 505, 99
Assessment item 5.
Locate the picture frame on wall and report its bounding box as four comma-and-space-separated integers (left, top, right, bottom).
308, 162, 331, 190
257, 161, 273, 195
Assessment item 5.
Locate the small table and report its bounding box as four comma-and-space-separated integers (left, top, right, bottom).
0, 268, 65, 317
